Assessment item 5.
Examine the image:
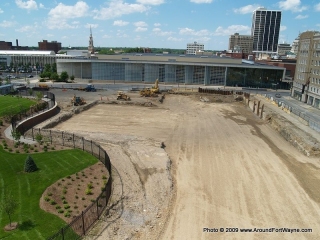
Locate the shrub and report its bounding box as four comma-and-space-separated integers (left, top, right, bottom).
61, 196, 65, 200
85, 188, 92, 195
15, 150, 20, 153
87, 183, 93, 189
58, 209, 64, 214
62, 189, 67, 194
55, 205, 61, 209
81, 197, 85, 200
24, 155, 38, 173
64, 204, 70, 209
0, 119, 3, 126
47, 192, 52, 196
62, 200, 68, 204
50, 200, 56, 205
75, 195, 79, 199
64, 211, 71, 218
44, 197, 50, 202
102, 175, 107, 180
8, 148, 12, 152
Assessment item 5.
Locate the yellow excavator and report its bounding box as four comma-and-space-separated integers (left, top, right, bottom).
140, 79, 160, 97
71, 95, 86, 106
117, 91, 131, 101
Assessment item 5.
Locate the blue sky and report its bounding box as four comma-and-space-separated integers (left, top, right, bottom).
0, 0, 319, 50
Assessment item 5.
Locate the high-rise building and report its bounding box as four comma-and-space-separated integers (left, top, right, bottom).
38, 40, 61, 53
251, 7, 281, 54
88, 26, 94, 54
292, 31, 320, 108
186, 42, 204, 55
228, 33, 253, 53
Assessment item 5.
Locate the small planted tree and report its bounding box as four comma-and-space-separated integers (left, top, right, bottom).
0, 191, 18, 228
11, 129, 21, 144
35, 133, 43, 145
24, 155, 38, 173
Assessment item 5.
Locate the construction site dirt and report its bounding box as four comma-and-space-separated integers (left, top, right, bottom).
46, 91, 320, 240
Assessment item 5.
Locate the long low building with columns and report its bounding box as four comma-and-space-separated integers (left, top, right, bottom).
57, 53, 287, 88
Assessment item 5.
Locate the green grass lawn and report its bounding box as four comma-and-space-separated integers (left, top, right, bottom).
0, 145, 98, 240
0, 95, 36, 118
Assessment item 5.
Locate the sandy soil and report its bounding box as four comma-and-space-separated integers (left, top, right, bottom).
53, 93, 320, 240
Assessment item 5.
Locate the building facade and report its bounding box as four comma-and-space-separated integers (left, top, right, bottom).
292, 31, 320, 108
57, 53, 286, 88
251, 7, 281, 54
186, 42, 204, 55
277, 43, 291, 56
228, 33, 253, 53
88, 27, 94, 54
38, 40, 61, 53
291, 34, 300, 55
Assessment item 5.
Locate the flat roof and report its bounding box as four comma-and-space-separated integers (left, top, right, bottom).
0, 50, 55, 55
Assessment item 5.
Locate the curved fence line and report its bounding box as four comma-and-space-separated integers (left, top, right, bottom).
24, 128, 112, 240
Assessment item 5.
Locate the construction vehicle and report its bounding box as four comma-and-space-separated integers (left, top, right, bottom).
117, 91, 131, 101
71, 95, 86, 106
32, 83, 49, 91
140, 79, 160, 97
85, 84, 96, 92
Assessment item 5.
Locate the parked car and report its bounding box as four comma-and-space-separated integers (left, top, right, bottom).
27, 75, 33, 78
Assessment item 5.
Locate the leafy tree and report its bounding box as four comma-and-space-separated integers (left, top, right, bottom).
24, 155, 38, 172
11, 129, 21, 144
35, 133, 43, 144
0, 191, 18, 227
28, 88, 33, 96
36, 91, 43, 102
0, 77, 2, 86
60, 71, 69, 82
44, 63, 51, 73
51, 63, 57, 73
50, 72, 59, 81
70, 75, 75, 81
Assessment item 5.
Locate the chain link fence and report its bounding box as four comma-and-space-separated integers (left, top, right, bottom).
263, 94, 320, 133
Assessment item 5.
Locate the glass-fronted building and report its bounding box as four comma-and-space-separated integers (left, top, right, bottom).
57, 53, 286, 88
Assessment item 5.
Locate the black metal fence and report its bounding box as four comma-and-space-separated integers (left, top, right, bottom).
198, 87, 250, 100
24, 128, 112, 240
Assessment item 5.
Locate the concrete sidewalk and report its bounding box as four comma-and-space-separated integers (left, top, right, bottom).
4, 125, 36, 144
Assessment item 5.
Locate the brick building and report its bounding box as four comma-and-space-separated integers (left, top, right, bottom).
38, 40, 61, 53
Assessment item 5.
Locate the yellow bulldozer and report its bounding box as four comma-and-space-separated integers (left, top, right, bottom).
71, 95, 86, 106
140, 79, 160, 97
117, 91, 131, 101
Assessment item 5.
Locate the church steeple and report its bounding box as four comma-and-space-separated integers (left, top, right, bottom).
88, 26, 94, 54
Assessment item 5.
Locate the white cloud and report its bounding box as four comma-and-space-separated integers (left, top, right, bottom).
85, 23, 98, 28
0, 8, 3, 13
278, 0, 307, 12
39, 3, 44, 9
190, 0, 212, 3
134, 21, 148, 27
295, 14, 308, 19
153, 28, 173, 36
167, 37, 183, 41
135, 27, 148, 32
102, 34, 111, 39
315, 3, 320, 11
93, 0, 148, 20
214, 25, 250, 36
280, 26, 287, 31
154, 23, 161, 27
234, 4, 261, 14
47, 34, 54, 37
0, 20, 16, 28
179, 27, 210, 36
47, 1, 89, 29
15, 0, 38, 10
16, 25, 33, 32
113, 20, 129, 26
136, 0, 165, 5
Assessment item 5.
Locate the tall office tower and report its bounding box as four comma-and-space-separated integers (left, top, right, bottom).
251, 7, 281, 54
88, 26, 94, 54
